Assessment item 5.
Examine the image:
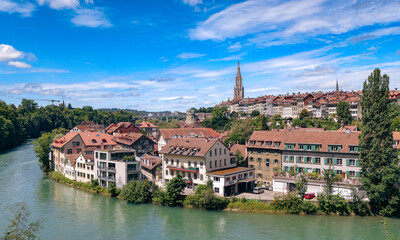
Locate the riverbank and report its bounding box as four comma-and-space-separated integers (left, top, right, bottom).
47, 171, 374, 217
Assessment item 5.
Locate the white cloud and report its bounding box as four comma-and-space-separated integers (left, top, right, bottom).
37, 0, 79, 10
182, 0, 202, 6
0, 44, 24, 61
71, 8, 112, 27
177, 52, 206, 59
247, 87, 280, 93
209, 54, 243, 62
189, 0, 400, 46
349, 27, 400, 43
0, 0, 35, 16
7, 61, 32, 68
228, 42, 242, 51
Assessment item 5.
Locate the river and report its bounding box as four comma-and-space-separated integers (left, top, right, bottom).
0, 141, 399, 239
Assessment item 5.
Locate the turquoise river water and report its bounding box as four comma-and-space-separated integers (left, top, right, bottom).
0, 141, 399, 240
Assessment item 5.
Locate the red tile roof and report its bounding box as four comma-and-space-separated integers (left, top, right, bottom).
140, 154, 161, 170
230, 144, 247, 158
139, 121, 157, 128
159, 138, 222, 157
208, 167, 253, 176
159, 128, 220, 141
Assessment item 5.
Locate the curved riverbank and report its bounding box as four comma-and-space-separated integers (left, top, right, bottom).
1, 141, 400, 240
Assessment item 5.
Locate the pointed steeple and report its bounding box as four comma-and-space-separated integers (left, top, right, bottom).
234, 61, 244, 100
336, 79, 339, 92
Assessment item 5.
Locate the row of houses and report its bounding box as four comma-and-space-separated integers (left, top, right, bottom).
50, 124, 256, 197
218, 89, 400, 119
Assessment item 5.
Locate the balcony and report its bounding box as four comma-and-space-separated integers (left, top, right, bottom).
98, 175, 115, 181
98, 166, 116, 172
167, 165, 199, 173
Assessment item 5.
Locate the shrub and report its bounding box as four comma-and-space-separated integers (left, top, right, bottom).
301, 201, 318, 214
227, 200, 273, 212
108, 183, 120, 198
120, 180, 156, 204
271, 193, 303, 214
152, 175, 186, 206
318, 194, 350, 215
183, 183, 229, 210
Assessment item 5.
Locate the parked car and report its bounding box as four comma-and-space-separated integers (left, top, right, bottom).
253, 187, 264, 194
304, 193, 316, 199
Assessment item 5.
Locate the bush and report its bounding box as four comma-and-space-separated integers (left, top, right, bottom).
120, 180, 156, 204
301, 201, 318, 214
108, 183, 120, 198
271, 193, 303, 214
227, 200, 273, 212
152, 175, 186, 206
318, 194, 350, 215
183, 183, 229, 210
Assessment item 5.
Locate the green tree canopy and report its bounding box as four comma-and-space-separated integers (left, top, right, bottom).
336, 101, 352, 126
359, 68, 400, 217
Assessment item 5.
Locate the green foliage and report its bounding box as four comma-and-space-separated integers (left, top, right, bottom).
323, 165, 336, 195
336, 101, 352, 125
183, 182, 229, 210
271, 193, 303, 214
299, 109, 310, 120
224, 119, 254, 145
201, 107, 230, 131
33, 128, 66, 172
250, 110, 260, 118
49, 171, 108, 195
317, 194, 350, 215
296, 173, 308, 200
108, 183, 121, 198
153, 175, 186, 206
157, 120, 181, 129
234, 149, 247, 167
359, 69, 400, 217
252, 115, 269, 130
120, 181, 156, 203
227, 199, 274, 212
349, 188, 371, 216
2, 202, 42, 240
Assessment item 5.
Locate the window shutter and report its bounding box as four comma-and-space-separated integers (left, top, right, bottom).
296, 167, 299, 173
296, 156, 299, 163
346, 171, 350, 177
333, 158, 337, 165
356, 172, 360, 178
328, 146, 332, 152
311, 145, 316, 151
338, 146, 341, 152
313, 168, 316, 173
356, 160, 359, 167
312, 157, 316, 164
283, 156, 286, 162
346, 159, 350, 166
324, 158, 328, 165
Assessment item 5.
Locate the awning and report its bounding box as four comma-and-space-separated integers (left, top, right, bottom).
238, 178, 256, 183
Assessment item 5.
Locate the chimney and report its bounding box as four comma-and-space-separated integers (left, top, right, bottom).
205, 137, 209, 143
101, 142, 104, 150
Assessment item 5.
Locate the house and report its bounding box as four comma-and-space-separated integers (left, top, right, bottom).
75, 148, 96, 183
138, 121, 158, 138
140, 154, 162, 182
50, 132, 117, 179
157, 128, 220, 152
94, 149, 141, 188
105, 122, 141, 135
69, 121, 105, 133
247, 129, 363, 194
159, 138, 255, 196
113, 133, 155, 156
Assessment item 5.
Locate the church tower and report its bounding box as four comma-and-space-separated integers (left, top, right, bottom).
234, 61, 244, 100
336, 79, 339, 92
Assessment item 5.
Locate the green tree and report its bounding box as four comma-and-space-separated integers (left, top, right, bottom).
323, 165, 335, 195
224, 119, 254, 145
250, 110, 260, 118
155, 175, 186, 206
120, 181, 155, 203
2, 202, 42, 240
34, 128, 66, 173
359, 68, 400, 216
234, 149, 247, 167
296, 173, 308, 200
299, 109, 310, 120
336, 101, 352, 126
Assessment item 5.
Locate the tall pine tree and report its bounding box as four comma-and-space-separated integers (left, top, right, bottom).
359, 68, 400, 216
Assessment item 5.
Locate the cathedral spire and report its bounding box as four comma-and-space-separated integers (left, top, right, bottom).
234, 61, 244, 100
336, 79, 339, 92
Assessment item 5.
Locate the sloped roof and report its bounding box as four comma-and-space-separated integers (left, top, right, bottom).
139, 121, 157, 128
140, 153, 162, 170
248, 130, 360, 152
51, 132, 116, 148
208, 167, 253, 176
114, 132, 154, 146
51, 132, 80, 148
230, 144, 247, 158
159, 138, 222, 157
159, 128, 220, 141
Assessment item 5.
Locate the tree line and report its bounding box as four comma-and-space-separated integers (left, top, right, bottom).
0, 99, 137, 151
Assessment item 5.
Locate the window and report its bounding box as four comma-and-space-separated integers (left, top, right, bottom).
177, 160, 180, 166
194, 173, 197, 179
214, 188, 220, 193
210, 161, 212, 168
200, 161, 203, 167
219, 148, 222, 155
349, 159, 356, 166
171, 170, 174, 176
100, 153, 107, 160
274, 142, 280, 147
283, 156, 288, 162
95, 152, 98, 159
289, 156, 294, 162
171, 159, 174, 165
307, 145, 312, 150
257, 173, 263, 178
284, 166, 288, 171
224, 159, 226, 166
194, 161, 197, 167
200, 174, 203, 180
210, 151, 212, 156
250, 157, 254, 162
315, 157, 321, 164
67, 149, 72, 154
165, 170, 169, 175
349, 171, 355, 177
299, 156, 303, 162
244, 173, 247, 178
215, 149, 217, 155
226, 177, 230, 181
224, 149, 227, 154
232, 176, 236, 180
215, 160, 217, 168
214, 177, 220, 182
327, 158, 333, 165
219, 159, 222, 167
336, 159, 342, 165
299, 167, 303, 173
250, 165, 254, 168
188, 161, 191, 166
336, 170, 343, 175
299, 145, 304, 150
315, 168, 321, 174
274, 159, 279, 164
306, 157, 311, 163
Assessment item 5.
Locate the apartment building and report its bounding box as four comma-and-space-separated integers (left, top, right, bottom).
75, 148, 96, 183
94, 149, 141, 188
157, 128, 220, 152
105, 122, 141, 135
113, 132, 155, 156
208, 167, 255, 197
140, 154, 162, 182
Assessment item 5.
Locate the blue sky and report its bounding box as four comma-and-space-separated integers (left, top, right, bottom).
1, 0, 400, 111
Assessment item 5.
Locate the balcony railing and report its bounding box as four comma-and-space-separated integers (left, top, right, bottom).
166, 165, 199, 172
98, 175, 115, 181
98, 166, 116, 172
